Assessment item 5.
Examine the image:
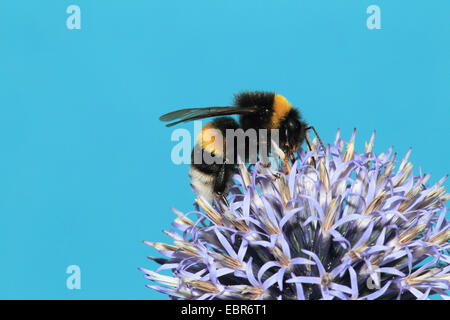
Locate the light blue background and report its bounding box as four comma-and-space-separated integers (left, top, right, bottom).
0, 0, 448, 299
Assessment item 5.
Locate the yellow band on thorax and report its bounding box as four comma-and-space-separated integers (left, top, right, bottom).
271, 94, 292, 128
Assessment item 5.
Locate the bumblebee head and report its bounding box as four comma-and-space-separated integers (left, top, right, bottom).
279, 109, 306, 158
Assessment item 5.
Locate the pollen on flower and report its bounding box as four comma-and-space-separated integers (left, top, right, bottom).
321, 273, 332, 287
141, 129, 450, 300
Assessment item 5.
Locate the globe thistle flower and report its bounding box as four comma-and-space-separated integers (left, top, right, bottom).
140, 129, 450, 300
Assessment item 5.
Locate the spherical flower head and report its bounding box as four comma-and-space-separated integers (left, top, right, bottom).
140, 129, 450, 300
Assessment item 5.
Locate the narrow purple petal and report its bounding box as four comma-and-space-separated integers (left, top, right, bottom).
245, 257, 259, 287
302, 249, 326, 276
360, 281, 392, 300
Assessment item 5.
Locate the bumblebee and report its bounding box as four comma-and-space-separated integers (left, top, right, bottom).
160, 91, 321, 202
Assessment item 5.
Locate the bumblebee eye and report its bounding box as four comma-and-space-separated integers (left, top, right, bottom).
288, 120, 297, 130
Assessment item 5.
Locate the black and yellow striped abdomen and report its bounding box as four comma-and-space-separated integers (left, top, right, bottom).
189, 117, 239, 202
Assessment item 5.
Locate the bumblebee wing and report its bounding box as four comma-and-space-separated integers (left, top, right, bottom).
159, 106, 257, 127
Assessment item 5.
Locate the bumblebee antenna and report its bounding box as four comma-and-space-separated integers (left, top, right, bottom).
306, 126, 325, 151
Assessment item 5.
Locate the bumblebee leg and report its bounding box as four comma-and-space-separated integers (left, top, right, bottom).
214, 162, 228, 197
305, 134, 317, 168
